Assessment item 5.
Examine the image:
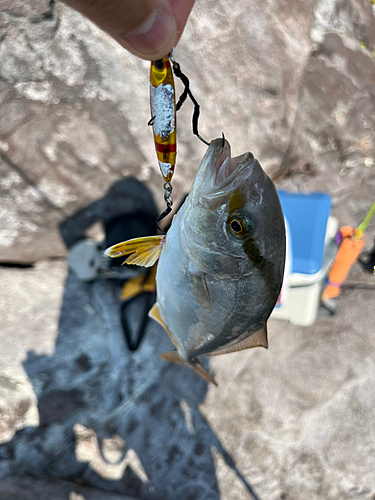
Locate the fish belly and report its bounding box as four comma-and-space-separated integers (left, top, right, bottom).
156, 218, 254, 359
156, 210, 282, 360
156, 216, 200, 360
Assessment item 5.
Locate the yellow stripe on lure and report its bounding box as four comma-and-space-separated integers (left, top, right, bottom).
150, 58, 177, 183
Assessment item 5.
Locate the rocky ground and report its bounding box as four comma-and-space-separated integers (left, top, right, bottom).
1, 0, 375, 499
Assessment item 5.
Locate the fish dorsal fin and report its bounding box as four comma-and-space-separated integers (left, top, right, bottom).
149, 302, 178, 348
208, 324, 268, 357
160, 351, 218, 386
105, 235, 164, 267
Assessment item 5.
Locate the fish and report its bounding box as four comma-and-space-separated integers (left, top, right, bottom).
105, 138, 286, 385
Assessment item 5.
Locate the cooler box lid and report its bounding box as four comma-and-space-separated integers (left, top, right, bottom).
278, 191, 331, 275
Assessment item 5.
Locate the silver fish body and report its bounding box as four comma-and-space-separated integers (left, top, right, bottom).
156, 138, 286, 361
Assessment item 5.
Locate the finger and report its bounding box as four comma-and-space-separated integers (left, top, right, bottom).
63, 0, 193, 61
169, 0, 195, 43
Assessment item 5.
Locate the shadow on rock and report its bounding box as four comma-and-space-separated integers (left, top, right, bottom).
0, 178, 261, 500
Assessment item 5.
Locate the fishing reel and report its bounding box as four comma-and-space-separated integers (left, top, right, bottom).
67, 239, 142, 282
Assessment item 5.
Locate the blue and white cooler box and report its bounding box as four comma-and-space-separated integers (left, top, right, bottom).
272, 191, 338, 326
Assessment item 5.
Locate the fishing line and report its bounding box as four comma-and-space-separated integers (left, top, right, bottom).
171, 59, 210, 146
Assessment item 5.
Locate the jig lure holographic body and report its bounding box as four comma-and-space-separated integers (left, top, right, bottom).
149, 58, 177, 184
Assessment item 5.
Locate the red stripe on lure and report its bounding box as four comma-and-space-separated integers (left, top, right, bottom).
154, 142, 176, 154
150, 58, 177, 183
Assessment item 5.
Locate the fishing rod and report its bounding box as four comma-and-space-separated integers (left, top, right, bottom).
322, 200, 375, 304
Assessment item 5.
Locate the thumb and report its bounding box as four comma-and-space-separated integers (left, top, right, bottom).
62, 0, 195, 61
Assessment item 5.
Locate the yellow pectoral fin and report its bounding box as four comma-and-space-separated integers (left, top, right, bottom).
104, 236, 164, 268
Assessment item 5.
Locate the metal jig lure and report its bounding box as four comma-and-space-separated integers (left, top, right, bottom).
149, 51, 209, 229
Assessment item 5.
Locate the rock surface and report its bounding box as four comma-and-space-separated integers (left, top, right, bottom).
0, 260, 64, 444
1, 1, 375, 499
1, 239, 375, 499
1, 0, 375, 262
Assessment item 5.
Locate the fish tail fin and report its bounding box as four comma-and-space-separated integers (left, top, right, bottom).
160, 351, 218, 386
104, 235, 164, 267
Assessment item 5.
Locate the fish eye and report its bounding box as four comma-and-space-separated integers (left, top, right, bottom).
230, 220, 242, 233
154, 59, 165, 70
227, 212, 253, 239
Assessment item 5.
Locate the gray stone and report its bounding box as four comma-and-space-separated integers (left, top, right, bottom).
1, 241, 375, 500
1, 1, 375, 500
0, 1, 147, 263
1, 0, 374, 263
0, 260, 66, 444
0, 262, 247, 499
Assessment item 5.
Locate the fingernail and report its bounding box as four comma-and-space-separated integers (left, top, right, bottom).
124, 8, 176, 56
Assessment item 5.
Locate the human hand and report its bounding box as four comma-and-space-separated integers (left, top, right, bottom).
62, 0, 195, 61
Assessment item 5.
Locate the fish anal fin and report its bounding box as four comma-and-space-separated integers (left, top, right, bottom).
208, 324, 268, 357
160, 351, 218, 386
193, 358, 218, 386
159, 351, 183, 364
104, 236, 164, 268
149, 302, 178, 348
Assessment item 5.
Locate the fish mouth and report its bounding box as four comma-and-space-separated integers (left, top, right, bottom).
213, 139, 254, 188
198, 138, 254, 205
214, 140, 232, 186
